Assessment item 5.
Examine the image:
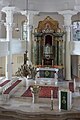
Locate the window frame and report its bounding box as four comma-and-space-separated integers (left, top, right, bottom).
72, 21, 80, 41
22, 20, 28, 41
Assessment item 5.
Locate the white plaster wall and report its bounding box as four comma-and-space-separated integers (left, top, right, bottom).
12, 54, 24, 76
11, 39, 27, 54
70, 41, 80, 55
0, 40, 8, 57
71, 55, 78, 77
0, 13, 6, 38
13, 14, 26, 39
0, 56, 5, 76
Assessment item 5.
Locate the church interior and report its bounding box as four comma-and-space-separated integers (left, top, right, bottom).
0, 0, 80, 119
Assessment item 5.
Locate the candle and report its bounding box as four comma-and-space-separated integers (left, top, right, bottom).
35, 80, 37, 85
51, 90, 53, 100
74, 78, 76, 91
51, 90, 53, 110
42, 59, 44, 66
52, 60, 53, 66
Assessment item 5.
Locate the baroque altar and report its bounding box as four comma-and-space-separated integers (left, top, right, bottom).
33, 16, 65, 79
33, 16, 65, 67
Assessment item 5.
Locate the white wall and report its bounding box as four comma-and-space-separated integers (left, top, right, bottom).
70, 41, 80, 55
12, 54, 24, 75
0, 56, 5, 76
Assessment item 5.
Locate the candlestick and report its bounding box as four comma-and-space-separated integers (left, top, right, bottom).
74, 78, 76, 91
51, 99, 53, 110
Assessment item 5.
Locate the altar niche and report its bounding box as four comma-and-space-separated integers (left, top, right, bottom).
43, 34, 54, 66
33, 16, 65, 67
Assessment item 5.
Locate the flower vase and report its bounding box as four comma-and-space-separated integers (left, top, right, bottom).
32, 92, 39, 103
30, 85, 40, 103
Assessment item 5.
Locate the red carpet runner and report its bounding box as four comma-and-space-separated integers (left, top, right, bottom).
21, 86, 58, 98
0, 80, 10, 87
3, 80, 22, 94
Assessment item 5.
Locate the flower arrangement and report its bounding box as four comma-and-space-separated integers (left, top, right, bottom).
30, 85, 40, 94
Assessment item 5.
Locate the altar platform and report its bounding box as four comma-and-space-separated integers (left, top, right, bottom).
0, 77, 80, 120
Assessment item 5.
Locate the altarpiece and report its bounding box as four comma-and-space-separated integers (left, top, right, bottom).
33, 16, 64, 68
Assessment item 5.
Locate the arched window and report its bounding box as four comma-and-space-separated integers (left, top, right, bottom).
72, 21, 80, 41
22, 21, 27, 40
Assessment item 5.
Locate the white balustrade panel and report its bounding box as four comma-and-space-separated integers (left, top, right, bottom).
70, 41, 80, 55
0, 39, 28, 57
11, 39, 27, 54
0, 39, 8, 57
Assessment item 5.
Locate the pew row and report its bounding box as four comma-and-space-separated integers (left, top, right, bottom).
2, 80, 22, 101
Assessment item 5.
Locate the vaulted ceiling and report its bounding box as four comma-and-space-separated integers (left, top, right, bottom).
0, 0, 80, 13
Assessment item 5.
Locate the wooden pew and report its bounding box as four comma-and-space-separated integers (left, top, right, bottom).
2, 80, 22, 101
